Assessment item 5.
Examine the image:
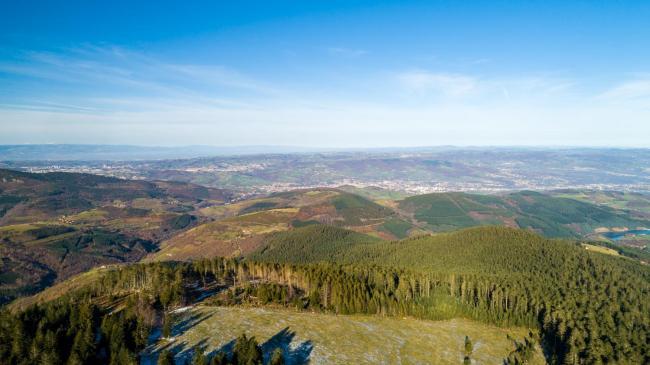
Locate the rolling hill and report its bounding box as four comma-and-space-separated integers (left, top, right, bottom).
0, 168, 233, 303
5, 226, 649, 364
248, 225, 378, 264
397, 190, 650, 238
550, 189, 650, 221
249, 225, 650, 363
0, 168, 233, 225
150, 189, 402, 261
152, 188, 650, 263
3, 167, 648, 306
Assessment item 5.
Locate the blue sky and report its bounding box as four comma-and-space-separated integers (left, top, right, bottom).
1, 0, 649, 147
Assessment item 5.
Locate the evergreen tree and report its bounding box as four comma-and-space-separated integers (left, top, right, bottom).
192, 347, 207, 365
464, 336, 473, 356
209, 351, 227, 365
232, 334, 262, 365
162, 314, 173, 338
158, 349, 174, 365
269, 348, 285, 365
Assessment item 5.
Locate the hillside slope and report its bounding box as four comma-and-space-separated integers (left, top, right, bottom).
7, 226, 650, 364
0, 168, 233, 303
398, 191, 649, 237
0, 168, 232, 224
151, 189, 401, 261
250, 225, 650, 363
155, 189, 650, 262
550, 189, 650, 219
249, 225, 378, 264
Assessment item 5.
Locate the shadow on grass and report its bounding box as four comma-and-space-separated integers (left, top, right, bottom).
202, 327, 313, 365
261, 327, 313, 365
173, 311, 212, 336
143, 311, 312, 365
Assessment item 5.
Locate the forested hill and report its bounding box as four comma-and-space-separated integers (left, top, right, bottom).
398, 190, 649, 237
248, 225, 378, 263
250, 225, 650, 363
5, 226, 647, 364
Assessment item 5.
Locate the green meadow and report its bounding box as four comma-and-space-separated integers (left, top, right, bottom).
144, 306, 545, 365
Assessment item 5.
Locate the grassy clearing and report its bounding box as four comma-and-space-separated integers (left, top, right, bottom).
148, 218, 291, 261
198, 204, 234, 218
336, 185, 411, 201
143, 306, 545, 365
553, 191, 650, 215
0, 223, 42, 233
65, 208, 109, 223
582, 243, 621, 257
24, 231, 79, 247
225, 208, 298, 224
131, 198, 166, 211
379, 218, 413, 238
0, 222, 76, 246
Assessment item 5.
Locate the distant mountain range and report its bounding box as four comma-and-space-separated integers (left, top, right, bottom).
7, 144, 640, 161
0, 144, 339, 160
3, 146, 649, 194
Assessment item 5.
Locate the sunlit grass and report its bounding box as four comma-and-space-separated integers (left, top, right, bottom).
144, 306, 546, 365
582, 243, 620, 256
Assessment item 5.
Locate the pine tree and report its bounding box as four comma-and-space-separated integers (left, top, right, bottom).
209, 351, 227, 365
192, 347, 207, 365
269, 348, 285, 365
232, 334, 262, 365
163, 315, 173, 338
158, 350, 174, 365
464, 335, 473, 356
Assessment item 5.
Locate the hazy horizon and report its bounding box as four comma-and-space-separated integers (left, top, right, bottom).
2, 143, 649, 149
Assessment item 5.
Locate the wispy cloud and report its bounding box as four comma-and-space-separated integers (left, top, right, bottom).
598, 78, 650, 102
394, 70, 576, 104
0, 45, 281, 112
0, 44, 649, 146
396, 71, 477, 96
